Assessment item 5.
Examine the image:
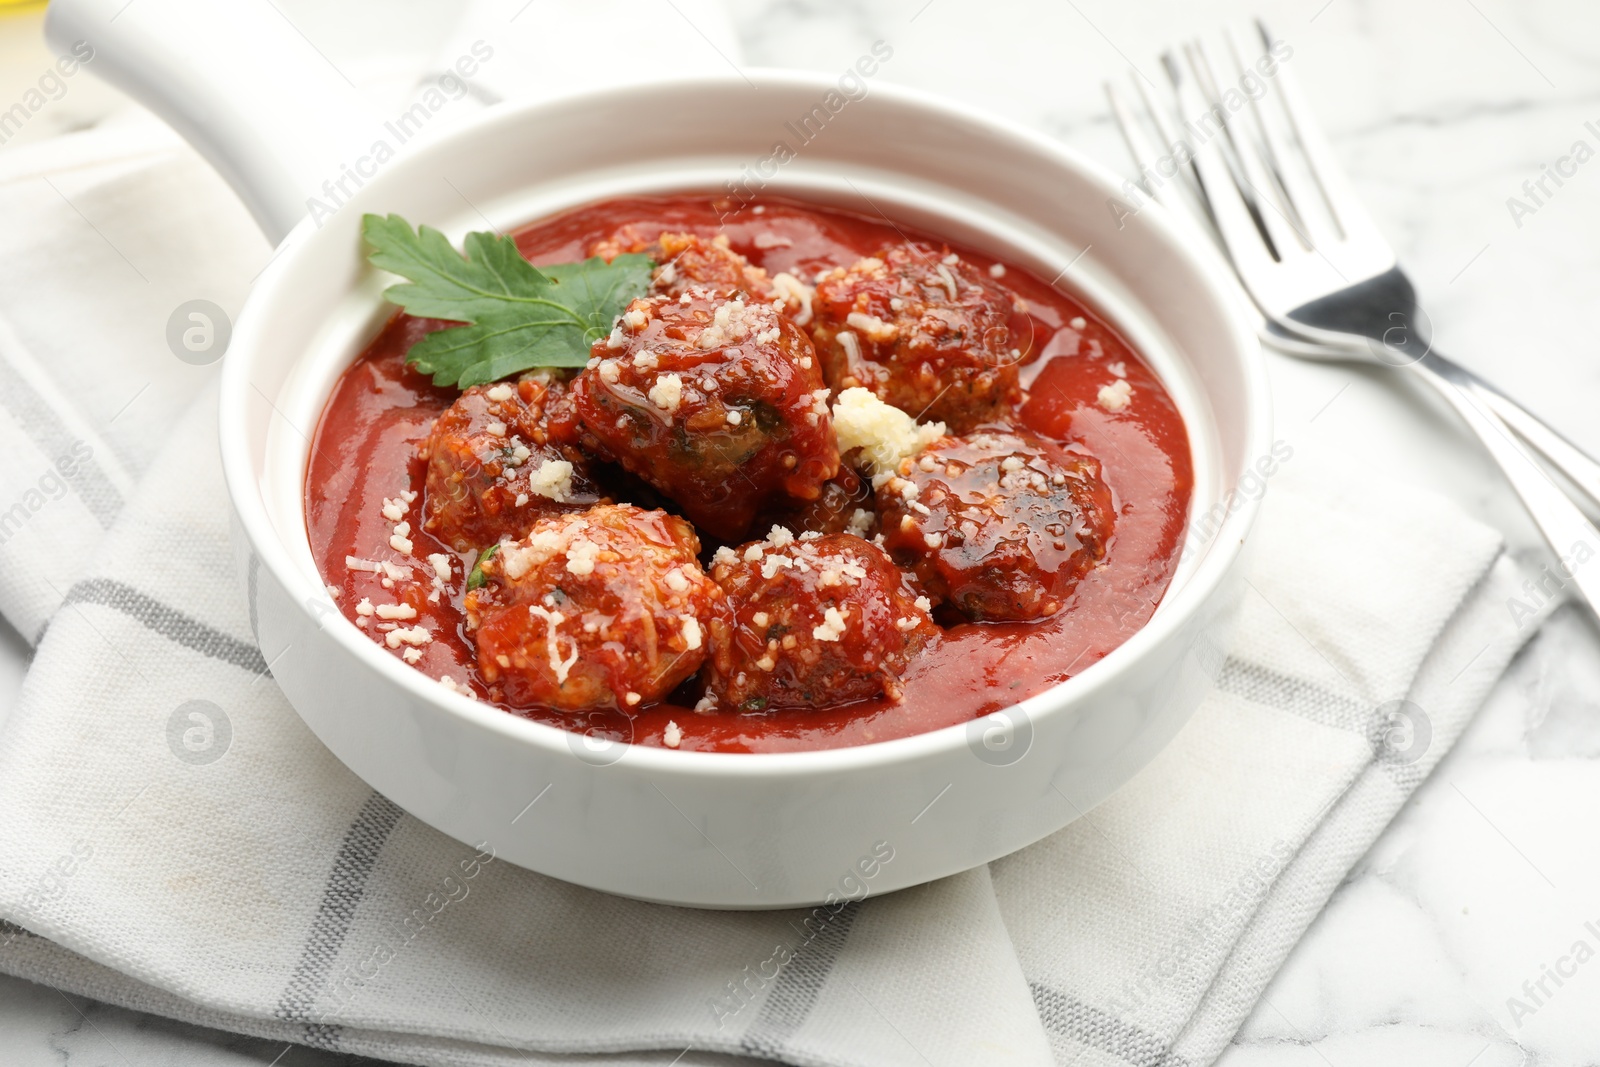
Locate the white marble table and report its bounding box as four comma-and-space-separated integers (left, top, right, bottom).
3, 0, 1599, 1063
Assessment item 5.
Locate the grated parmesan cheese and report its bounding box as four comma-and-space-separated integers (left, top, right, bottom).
831, 387, 945, 476
837, 330, 863, 367
812, 606, 848, 642
771, 271, 814, 325
527, 459, 574, 502
845, 311, 898, 342
529, 605, 578, 683
385, 626, 431, 648
648, 373, 683, 413
565, 536, 601, 576
1097, 378, 1133, 412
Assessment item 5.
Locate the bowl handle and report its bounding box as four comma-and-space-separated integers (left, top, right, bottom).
46, 0, 379, 243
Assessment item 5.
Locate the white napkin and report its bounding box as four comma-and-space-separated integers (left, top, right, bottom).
0, 6, 1552, 1066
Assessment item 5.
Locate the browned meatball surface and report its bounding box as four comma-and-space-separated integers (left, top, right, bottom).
754, 467, 878, 539
571, 288, 841, 542
590, 229, 781, 304
464, 504, 723, 711
877, 431, 1115, 622
419, 372, 603, 552
705, 529, 937, 711
811, 243, 1025, 432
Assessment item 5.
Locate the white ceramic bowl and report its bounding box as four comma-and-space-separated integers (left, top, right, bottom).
53, 0, 1268, 907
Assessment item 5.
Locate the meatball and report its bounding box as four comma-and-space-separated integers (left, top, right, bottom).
754, 467, 877, 538
591, 229, 816, 321
705, 529, 937, 710
590, 229, 772, 299
877, 431, 1115, 622
464, 504, 723, 711
649, 232, 779, 301
420, 372, 603, 552
811, 243, 1024, 432
571, 288, 841, 541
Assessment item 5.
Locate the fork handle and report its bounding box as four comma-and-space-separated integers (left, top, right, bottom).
1263, 323, 1600, 515
1415, 352, 1600, 613
1449, 363, 1600, 514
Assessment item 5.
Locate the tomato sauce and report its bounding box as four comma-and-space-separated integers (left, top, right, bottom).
305, 194, 1192, 753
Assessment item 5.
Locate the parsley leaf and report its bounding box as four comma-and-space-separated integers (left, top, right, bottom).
362, 213, 654, 389
466, 544, 497, 591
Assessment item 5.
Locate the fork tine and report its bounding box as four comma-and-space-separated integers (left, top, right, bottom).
1111, 73, 1211, 222
1106, 82, 1180, 209
1159, 49, 1278, 285
1110, 75, 1227, 260
1185, 37, 1307, 261
1132, 73, 1209, 209
1255, 19, 1387, 248
1226, 25, 1341, 250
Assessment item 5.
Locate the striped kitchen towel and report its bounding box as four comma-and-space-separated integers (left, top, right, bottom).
0, 3, 1551, 1065
0, 133, 1546, 1067
0, 357, 1540, 1067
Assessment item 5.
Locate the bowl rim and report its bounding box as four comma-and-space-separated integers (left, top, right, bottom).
220, 68, 1270, 779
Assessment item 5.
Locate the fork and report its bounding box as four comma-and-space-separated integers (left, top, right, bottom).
1109, 20, 1600, 618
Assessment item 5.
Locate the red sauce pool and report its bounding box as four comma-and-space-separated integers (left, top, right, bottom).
305, 194, 1192, 752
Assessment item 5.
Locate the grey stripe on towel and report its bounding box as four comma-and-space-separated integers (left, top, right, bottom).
274, 791, 406, 1049
1217, 656, 1369, 733
60, 578, 267, 674
740, 901, 862, 1058
1031, 982, 1189, 1067
0, 353, 123, 530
